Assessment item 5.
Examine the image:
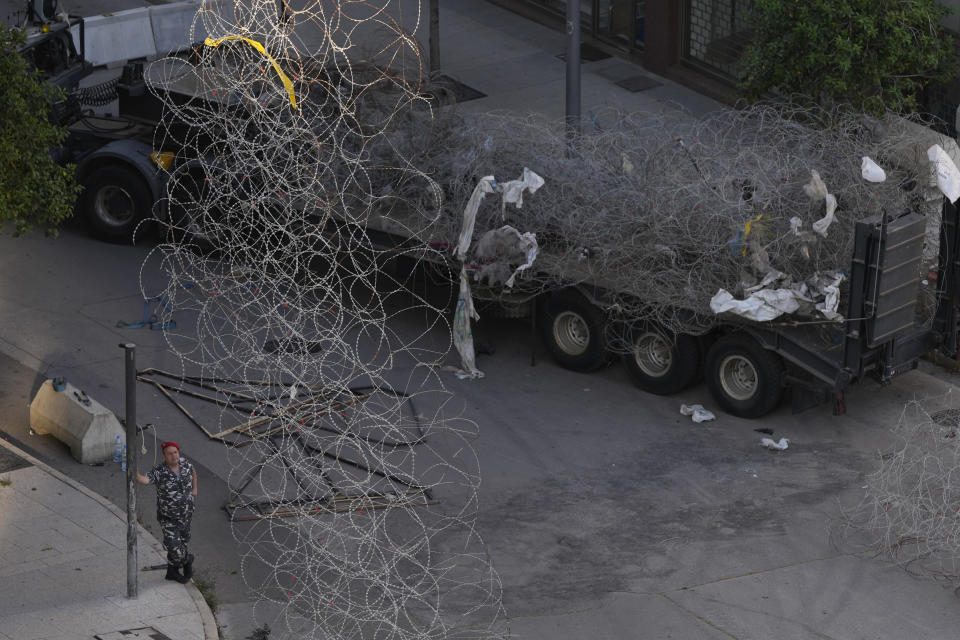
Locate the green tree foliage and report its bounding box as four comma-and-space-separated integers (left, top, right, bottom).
739, 0, 956, 115
0, 23, 80, 236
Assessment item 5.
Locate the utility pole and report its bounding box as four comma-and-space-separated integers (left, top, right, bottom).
565, 0, 581, 150
429, 0, 440, 75
120, 343, 138, 599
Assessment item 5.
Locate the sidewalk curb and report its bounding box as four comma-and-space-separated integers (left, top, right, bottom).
0, 438, 220, 640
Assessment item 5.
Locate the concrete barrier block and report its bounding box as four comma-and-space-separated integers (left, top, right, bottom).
30, 380, 125, 464
68, 0, 232, 68
81, 8, 158, 67
151, 0, 206, 56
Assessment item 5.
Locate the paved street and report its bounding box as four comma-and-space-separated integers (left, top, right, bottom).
0, 439, 213, 640
5, 210, 960, 639
4, 0, 960, 639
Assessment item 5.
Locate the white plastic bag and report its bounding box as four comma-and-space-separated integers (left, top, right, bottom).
456, 170, 545, 259
455, 176, 497, 260
790, 216, 803, 236
812, 193, 837, 237
499, 168, 545, 215
452, 268, 483, 379
760, 437, 789, 451
473, 225, 539, 288
815, 273, 845, 321
803, 170, 828, 201
861, 156, 886, 183
803, 170, 837, 237
710, 288, 799, 321
753, 288, 801, 315
680, 404, 716, 423
928, 144, 960, 203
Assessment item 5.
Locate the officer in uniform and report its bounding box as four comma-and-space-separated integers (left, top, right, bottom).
136, 441, 198, 583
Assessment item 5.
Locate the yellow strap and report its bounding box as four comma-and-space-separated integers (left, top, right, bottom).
204, 36, 298, 109
741, 214, 763, 256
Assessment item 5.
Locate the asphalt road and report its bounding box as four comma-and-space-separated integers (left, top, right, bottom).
4, 217, 960, 639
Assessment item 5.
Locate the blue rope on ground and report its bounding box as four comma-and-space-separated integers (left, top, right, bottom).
117, 296, 176, 330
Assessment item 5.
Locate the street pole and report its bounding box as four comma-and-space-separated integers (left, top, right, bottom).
565, 0, 581, 151
121, 343, 138, 599
429, 0, 440, 75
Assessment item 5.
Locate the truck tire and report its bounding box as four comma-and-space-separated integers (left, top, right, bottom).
623, 325, 700, 395
81, 165, 153, 243
705, 333, 784, 419
540, 289, 607, 372
165, 169, 220, 253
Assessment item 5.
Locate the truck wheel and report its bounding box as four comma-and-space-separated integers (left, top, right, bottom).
165, 169, 220, 253
81, 165, 152, 243
540, 289, 607, 372
623, 325, 700, 395
705, 333, 784, 419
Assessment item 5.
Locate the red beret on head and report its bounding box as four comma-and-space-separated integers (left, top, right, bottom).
161, 441, 180, 452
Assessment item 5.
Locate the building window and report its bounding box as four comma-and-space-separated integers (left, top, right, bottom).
684, 0, 754, 80
598, 1, 646, 47
530, 0, 646, 50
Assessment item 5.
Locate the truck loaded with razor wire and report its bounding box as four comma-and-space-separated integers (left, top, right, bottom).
21, 6, 960, 419
354, 106, 960, 419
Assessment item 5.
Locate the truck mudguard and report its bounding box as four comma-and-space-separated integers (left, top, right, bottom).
76, 138, 169, 219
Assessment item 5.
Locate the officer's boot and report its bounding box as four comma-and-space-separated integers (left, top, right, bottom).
182, 554, 195, 581
165, 564, 183, 582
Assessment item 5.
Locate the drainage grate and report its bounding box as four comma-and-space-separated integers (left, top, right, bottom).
593, 63, 641, 81
424, 76, 486, 104
931, 408, 960, 428
95, 628, 172, 640
93, 627, 170, 640
614, 75, 662, 92
555, 42, 612, 63
0, 447, 31, 474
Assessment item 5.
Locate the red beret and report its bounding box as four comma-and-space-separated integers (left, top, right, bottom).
160, 441, 180, 452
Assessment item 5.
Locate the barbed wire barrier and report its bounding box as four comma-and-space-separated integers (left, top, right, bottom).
147, 29, 950, 348
383, 105, 949, 346
844, 387, 960, 583
139, 0, 505, 638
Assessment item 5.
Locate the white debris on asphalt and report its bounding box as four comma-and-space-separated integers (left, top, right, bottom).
760, 437, 790, 451
680, 403, 716, 423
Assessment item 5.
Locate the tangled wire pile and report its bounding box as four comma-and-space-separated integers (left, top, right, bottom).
850, 387, 960, 582
141, 1, 504, 638
371, 105, 937, 337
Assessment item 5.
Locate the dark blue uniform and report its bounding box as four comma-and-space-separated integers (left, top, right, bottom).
146, 457, 195, 567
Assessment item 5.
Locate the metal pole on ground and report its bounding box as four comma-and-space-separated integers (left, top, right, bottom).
565, 0, 581, 152
121, 343, 138, 599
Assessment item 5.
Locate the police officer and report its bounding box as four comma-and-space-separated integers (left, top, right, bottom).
136, 441, 198, 583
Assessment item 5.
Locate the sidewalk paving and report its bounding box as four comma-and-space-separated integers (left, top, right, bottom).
371, 0, 724, 120
0, 439, 217, 640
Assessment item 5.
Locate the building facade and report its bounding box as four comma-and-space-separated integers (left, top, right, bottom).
493, 0, 755, 85
495, 0, 960, 134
